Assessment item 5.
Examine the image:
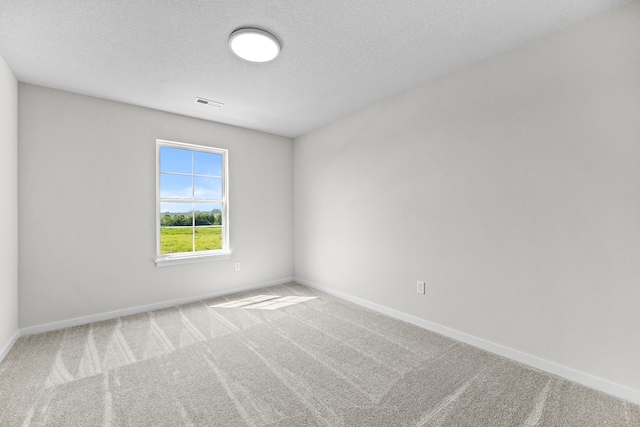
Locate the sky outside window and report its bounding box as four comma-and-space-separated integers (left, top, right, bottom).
160, 146, 223, 212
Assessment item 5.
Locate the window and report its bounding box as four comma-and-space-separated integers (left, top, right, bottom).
155, 139, 229, 266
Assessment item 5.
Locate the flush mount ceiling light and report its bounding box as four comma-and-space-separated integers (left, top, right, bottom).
229, 28, 280, 62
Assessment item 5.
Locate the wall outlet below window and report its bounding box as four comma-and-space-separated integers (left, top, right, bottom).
417, 281, 425, 294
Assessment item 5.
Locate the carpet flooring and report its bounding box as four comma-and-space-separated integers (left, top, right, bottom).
1, 282, 638, 426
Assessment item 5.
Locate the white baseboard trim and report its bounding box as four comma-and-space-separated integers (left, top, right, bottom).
0, 330, 20, 364
20, 277, 295, 337
295, 277, 640, 406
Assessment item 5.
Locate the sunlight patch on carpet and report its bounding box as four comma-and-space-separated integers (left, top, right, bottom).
211, 295, 317, 310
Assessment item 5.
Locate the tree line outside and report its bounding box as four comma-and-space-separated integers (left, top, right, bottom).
160, 210, 222, 227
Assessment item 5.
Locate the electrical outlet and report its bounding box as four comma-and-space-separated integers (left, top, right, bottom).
417, 281, 425, 294
234, 262, 241, 271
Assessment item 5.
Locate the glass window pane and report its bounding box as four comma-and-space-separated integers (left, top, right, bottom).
194, 176, 222, 199
160, 174, 192, 199
160, 147, 192, 174
194, 152, 222, 177
195, 227, 222, 251
160, 227, 194, 254
194, 203, 222, 225
194, 203, 223, 252
160, 202, 193, 226
159, 202, 193, 254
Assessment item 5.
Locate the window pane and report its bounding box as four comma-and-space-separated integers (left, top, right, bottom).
195, 227, 222, 251
194, 203, 222, 225
160, 173, 192, 199
194, 176, 222, 199
159, 203, 193, 254
160, 147, 192, 174
160, 228, 194, 254
194, 151, 222, 177
194, 203, 222, 252
160, 203, 193, 226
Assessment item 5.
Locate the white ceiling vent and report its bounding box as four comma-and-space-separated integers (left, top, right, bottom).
194, 97, 224, 108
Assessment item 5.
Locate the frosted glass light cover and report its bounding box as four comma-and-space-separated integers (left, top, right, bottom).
229, 28, 280, 62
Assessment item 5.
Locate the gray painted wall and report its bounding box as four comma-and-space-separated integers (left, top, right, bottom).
294, 2, 640, 392
18, 85, 294, 328
0, 55, 18, 355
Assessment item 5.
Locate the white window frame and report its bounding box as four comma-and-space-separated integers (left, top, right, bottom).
155, 139, 230, 267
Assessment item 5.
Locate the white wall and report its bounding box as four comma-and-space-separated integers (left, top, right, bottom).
294, 2, 640, 393
19, 84, 293, 328
0, 54, 19, 357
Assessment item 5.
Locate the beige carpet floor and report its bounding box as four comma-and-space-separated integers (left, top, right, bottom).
1, 282, 638, 426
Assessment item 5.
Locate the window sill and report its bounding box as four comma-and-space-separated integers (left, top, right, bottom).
155, 251, 232, 267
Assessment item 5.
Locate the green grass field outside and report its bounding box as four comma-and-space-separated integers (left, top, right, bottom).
160, 227, 222, 254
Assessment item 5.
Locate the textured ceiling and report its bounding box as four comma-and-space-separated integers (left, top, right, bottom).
0, 0, 630, 138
